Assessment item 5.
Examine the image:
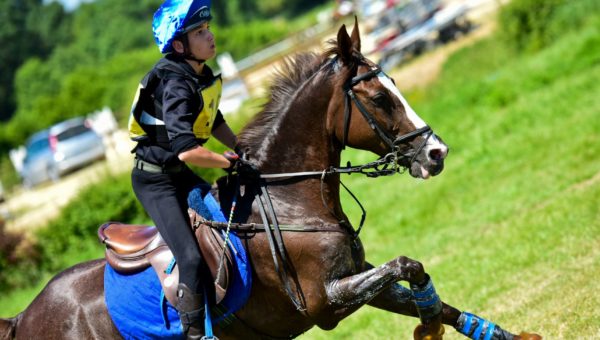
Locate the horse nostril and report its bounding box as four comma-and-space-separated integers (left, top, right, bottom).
429, 148, 447, 162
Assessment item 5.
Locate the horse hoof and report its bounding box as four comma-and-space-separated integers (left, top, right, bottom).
413, 323, 445, 340
515, 332, 543, 340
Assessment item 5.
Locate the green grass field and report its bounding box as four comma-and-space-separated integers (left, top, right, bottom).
2, 9, 600, 340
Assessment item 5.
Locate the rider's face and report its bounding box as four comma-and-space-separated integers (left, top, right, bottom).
185, 22, 216, 61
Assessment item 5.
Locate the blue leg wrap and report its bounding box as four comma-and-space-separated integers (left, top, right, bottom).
410, 274, 443, 320
455, 312, 514, 340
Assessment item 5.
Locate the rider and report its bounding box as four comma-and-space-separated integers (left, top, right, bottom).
128, 0, 245, 338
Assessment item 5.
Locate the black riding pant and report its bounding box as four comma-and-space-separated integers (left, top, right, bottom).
131, 166, 213, 298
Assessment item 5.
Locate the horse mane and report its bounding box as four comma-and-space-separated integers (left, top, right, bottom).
237, 43, 342, 152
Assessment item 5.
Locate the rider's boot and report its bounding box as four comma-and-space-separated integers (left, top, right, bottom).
176, 283, 205, 340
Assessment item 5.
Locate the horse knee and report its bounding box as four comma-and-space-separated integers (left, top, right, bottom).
395, 256, 425, 284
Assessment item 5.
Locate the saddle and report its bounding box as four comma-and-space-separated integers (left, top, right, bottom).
98, 209, 233, 307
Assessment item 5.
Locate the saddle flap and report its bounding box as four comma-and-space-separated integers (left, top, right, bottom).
196, 223, 233, 302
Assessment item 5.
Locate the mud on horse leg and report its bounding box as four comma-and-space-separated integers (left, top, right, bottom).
326, 256, 427, 308
326, 256, 445, 337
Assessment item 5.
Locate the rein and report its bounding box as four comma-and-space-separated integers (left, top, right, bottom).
258, 157, 400, 240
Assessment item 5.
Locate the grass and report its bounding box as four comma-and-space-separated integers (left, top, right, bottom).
2, 9, 600, 340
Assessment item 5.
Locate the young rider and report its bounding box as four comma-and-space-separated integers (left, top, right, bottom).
128, 0, 247, 338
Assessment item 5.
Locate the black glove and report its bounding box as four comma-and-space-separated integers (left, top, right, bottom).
224, 151, 260, 183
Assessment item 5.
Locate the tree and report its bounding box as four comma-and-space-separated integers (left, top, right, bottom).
0, 0, 70, 122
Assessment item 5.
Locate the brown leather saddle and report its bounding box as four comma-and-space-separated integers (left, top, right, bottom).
98, 210, 233, 306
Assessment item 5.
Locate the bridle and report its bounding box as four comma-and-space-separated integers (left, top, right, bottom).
341, 61, 433, 165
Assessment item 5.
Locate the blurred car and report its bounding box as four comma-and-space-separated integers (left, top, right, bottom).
377, 2, 472, 71
20, 117, 106, 188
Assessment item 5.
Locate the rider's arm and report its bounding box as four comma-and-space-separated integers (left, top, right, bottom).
178, 145, 230, 168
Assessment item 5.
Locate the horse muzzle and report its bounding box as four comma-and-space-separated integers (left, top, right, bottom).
408, 135, 449, 179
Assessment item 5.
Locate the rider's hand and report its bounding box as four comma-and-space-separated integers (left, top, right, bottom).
224, 151, 239, 173
224, 151, 260, 182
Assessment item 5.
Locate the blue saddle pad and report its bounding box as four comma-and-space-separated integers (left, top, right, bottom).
104, 186, 251, 339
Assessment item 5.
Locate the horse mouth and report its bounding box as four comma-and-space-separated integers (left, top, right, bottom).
409, 160, 444, 179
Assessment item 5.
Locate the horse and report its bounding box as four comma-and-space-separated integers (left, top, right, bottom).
0, 20, 541, 340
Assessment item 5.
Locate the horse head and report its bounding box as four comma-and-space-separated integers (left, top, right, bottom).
331, 18, 449, 179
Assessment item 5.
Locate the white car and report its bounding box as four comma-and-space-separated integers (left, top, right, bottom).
20, 117, 106, 188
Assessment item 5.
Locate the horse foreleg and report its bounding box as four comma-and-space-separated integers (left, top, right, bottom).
326, 256, 424, 307
329, 256, 444, 339
362, 262, 542, 340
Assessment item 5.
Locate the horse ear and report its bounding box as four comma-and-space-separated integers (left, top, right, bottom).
337, 23, 353, 64
350, 16, 361, 53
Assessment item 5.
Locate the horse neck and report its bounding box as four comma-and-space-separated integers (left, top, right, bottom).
245, 75, 346, 218
252, 80, 340, 175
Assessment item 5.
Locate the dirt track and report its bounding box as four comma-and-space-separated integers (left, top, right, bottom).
0, 0, 500, 235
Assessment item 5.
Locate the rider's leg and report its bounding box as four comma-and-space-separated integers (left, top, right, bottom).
132, 169, 213, 339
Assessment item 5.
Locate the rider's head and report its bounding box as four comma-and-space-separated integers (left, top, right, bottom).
153, 0, 214, 63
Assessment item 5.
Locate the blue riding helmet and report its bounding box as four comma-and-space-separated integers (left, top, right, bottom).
153, 0, 212, 53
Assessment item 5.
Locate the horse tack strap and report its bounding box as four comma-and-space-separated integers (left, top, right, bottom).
342, 85, 352, 149
253, 184, 307, 313
348, 89, 396, 148
201, 220, 346, 233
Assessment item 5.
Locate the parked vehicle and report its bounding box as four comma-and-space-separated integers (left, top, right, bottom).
364, 0, 472, 71
20, 117, 106, 188
363, 0, 442, 56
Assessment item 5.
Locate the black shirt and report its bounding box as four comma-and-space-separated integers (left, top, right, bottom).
135, 55, 225, 166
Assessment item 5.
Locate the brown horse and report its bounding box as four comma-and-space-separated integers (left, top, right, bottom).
1, 21, 540, 340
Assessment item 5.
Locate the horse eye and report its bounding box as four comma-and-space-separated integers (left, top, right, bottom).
372, 93, 389, 108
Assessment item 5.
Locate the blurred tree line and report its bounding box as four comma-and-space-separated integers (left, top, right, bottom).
0, 0, 330, 189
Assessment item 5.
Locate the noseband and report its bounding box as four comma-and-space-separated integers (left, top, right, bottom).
341, 63, 433, 167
